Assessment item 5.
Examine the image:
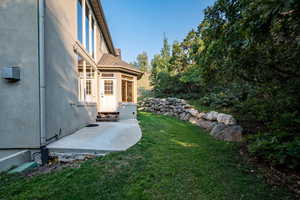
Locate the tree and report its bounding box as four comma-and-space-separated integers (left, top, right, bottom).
149, 0, 300, 169
131, 52, 150, 72
161, 33, 171, 59
136, 52, 149, 72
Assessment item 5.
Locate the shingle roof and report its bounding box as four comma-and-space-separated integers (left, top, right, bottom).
98, 54, 143, 75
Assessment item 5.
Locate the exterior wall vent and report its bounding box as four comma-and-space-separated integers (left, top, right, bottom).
1, 66, 20, 81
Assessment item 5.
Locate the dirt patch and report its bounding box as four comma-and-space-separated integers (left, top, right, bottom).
25, 156, 97, 177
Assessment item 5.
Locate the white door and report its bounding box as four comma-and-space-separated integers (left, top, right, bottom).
99, 78, 117, 112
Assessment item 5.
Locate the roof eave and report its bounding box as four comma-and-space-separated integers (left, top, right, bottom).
98, 65, 144, 79
90, 0, 116, 56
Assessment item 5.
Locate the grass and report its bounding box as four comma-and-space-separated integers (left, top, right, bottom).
0, 112, 295, 200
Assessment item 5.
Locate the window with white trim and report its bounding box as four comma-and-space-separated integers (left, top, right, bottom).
104, 80, 113, 95
77, 0, 96, 58
77, 54, 97, 103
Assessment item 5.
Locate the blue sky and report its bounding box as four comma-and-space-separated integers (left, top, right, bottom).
101, 0, 216, 63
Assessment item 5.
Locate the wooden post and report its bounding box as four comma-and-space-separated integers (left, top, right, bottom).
83, 61, 87, 102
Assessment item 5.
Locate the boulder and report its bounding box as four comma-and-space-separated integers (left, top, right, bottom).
210, 124, 242, 142
195, 119, 217, 131
216, 113, 236, 125
203, 111, 219, 121
179, 112, 191, 121
179, 113, 186, 120
138, 107, 145, 111
183, 104, 192, 109
223, 125, 243, 142
189, 117, 199, 125
196, 112, 206, 119
183, 113, 191, 121
210, 123, 227, 138
187, 109, 199, 117
138, 97, 243, 142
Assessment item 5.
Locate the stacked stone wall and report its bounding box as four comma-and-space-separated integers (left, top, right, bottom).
138, 98, 242, 142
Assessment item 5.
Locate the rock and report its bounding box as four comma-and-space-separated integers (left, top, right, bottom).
217, 113, 236, 125
223, 125, 243, 142
179, 113, 185, 120
210, 124, 242, 142
183, 104, 192, 109
138, 107, 145, 111
139, 97, 242, 142
187, 109, 199, 117
210, 123, 227, 138
196, 112, 206, 119
203, 111, 219, 121
183, 113, 191, 121
195, 119, 217, 131
189, 117, 199, 125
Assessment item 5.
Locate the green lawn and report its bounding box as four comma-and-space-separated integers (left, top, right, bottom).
0, 112, 295, 200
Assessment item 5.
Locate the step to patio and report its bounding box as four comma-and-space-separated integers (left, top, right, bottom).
96, 112, 119, 122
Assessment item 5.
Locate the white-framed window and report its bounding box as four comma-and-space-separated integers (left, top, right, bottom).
77, 54, 97, 103
77, 0, 96, 58
104, 80, 114, 95
77, 0, 83, 44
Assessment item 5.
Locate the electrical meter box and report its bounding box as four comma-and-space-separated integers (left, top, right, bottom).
1, 66, 20, 81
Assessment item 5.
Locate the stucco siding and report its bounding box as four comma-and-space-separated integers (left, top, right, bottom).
96, 26, 109, 63
0, 0, 40, 148
44, 0, 97, 142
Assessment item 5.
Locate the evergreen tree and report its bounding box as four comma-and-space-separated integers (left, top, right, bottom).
136, 52, 149, 72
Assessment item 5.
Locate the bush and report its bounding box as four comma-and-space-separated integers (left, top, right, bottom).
247, 132, 300, 169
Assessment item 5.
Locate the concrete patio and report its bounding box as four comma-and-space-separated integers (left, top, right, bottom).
47, 119, 142, 154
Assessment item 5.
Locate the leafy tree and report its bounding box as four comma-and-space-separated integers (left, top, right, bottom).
150, 0, 300, 169
136, 52, 150, 72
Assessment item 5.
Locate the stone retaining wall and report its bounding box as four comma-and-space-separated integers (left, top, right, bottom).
138, 98, 242, 142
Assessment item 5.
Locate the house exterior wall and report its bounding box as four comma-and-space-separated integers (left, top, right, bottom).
95, 27, 109, 63
44, 0, 98, 142
115, 72, 122, 103
0, 0, 40, 148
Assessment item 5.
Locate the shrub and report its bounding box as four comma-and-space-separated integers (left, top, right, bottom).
247, 132, 300, 169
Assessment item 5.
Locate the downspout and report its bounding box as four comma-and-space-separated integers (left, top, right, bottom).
38, 0, 46, 146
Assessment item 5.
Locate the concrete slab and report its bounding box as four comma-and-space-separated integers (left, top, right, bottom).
0, 150, 31, 172
0, 150, 24, 159
47, 119, 142, 153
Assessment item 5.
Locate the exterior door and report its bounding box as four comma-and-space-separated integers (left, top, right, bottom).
122, 80, 134, 102
99, 78, 117, 112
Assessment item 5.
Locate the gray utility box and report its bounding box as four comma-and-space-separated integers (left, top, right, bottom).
1, 67, 20, 81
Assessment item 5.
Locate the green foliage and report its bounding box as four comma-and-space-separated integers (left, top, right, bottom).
137, 87, 154, 101
247, 132, 300, 169
131, 52, 150, 72
150, 0, 300, 169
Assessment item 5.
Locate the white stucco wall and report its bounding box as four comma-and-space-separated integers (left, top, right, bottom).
44, 0, 98, 142
0, 0, 40, 148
